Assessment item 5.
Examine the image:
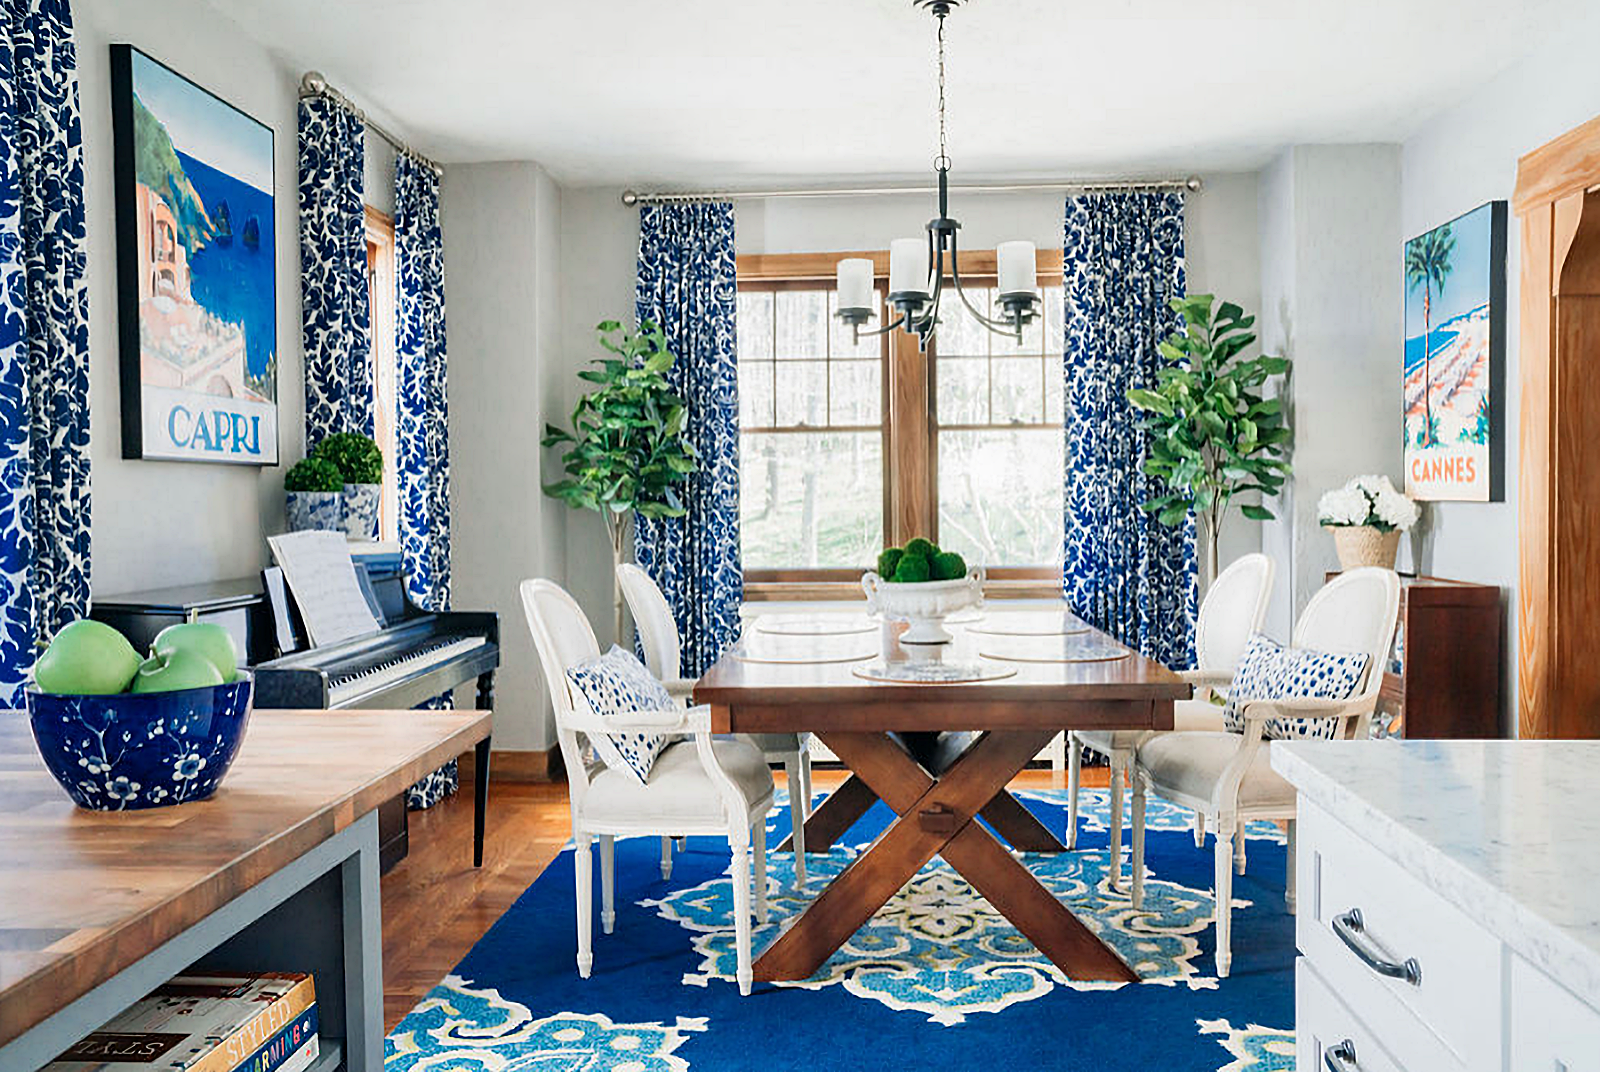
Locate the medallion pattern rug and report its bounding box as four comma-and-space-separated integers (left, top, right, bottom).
385, 788, 1295, 1070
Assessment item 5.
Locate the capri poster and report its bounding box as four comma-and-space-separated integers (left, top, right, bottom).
1402, 201, 1505, 502
112, 45, 279, 464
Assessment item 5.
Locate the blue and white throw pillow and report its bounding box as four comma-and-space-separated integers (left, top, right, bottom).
1222, 633, 1371, 740
566, 645, 676, 785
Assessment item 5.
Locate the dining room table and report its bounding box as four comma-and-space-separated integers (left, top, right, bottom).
692, 604, 1189, 984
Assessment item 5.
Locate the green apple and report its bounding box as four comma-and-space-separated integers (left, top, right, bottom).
34, 620, 143, 695
152, 622, 240, 683
131, 648, 225, 694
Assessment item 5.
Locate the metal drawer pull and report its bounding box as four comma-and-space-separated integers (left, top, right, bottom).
1332, 908, 1422, 986
1324, 1039, 1359, 1071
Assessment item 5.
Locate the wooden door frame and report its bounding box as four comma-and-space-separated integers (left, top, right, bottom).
1512, 113, 1600, 738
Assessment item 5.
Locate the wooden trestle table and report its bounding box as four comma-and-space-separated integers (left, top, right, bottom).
694, 620, 1187, 984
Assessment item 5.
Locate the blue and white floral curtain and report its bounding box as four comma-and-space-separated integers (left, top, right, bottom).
297, 93, 372, 450
395, 155, 454, 809
634, 202, 741, 677
1062, 191, 1197, 669
0, 0, 90, 706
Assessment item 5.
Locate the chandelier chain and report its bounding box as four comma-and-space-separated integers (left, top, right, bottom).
935, 10, 950, 171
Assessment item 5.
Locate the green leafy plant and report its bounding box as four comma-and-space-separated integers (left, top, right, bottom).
284, 456, 344, 493
1126, 294, 1292, 585
313, 432, 383, 486
543, 320, 699, 635
874, 538, 966, 583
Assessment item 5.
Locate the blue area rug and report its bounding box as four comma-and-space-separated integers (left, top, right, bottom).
385, 787, 1295, 1070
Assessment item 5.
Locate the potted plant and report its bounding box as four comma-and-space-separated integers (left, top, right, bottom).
1318, 475, 1420, 569
284, 456, 344, 532
862, 539, 982, 644
314, 432, 384, 541
543, 320, 699, 638
1126, 294, 1293, 587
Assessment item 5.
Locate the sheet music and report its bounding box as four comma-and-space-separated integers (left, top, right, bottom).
267, 531, 381, 647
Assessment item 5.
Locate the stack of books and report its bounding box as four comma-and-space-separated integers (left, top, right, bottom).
47, 973, 319, 1072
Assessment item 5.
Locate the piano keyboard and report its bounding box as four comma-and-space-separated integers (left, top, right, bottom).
328, 635, 491, 706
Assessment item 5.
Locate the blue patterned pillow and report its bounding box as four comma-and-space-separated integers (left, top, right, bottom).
566, 646, 676, 785
1222, 634, 1371, 741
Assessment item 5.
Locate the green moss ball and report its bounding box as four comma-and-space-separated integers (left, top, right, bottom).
877, 547, 904, 578
931, 551, 968, 581
903, 537, 937, 559
892, 554, 932, 583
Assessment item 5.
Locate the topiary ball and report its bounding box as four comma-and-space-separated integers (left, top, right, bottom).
931, 551, 967, 581
903, 537, 937, 559
877, 547, 904, 578
892, 554, 931, 583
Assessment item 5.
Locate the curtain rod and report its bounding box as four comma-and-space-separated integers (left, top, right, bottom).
299, 72, 444, 178
621, 175, 1202, 206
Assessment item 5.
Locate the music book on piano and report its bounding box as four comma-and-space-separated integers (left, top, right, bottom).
266, 532, 380, 648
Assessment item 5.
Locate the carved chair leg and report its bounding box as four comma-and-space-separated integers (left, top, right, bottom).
599, 834, 615, 934
1065, 732, 1082, 850
574, 831, 594, 978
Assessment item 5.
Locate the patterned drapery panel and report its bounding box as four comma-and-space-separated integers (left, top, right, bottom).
634, 202, 741, 677
395, 155, 455, 810
1062, 191, 1197, 670
0, 0, 91, 706
297, 93, 372, 450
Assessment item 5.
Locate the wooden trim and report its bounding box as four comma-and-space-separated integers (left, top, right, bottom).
365, 203, 395, 233
736, 248, 1063, 283
1513, 113, 1600, 216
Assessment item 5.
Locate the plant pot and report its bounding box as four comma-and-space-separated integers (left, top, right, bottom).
861, 568, 985, 644
1327, 525, 1401, 570
286, 490, 343, 533
342, 483, 381, 541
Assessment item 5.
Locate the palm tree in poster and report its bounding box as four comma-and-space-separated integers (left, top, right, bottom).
1406, 224, 1456, 447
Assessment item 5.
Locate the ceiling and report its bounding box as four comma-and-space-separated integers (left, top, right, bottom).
206, 0, 1583, 188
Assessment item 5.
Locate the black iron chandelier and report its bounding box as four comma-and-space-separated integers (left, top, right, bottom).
834, 0, 1041, 352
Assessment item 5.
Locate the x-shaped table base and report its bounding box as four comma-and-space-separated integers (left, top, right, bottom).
753, 728, 1137, 983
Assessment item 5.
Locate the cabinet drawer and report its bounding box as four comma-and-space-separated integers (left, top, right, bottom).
1297, 799, 1502, 1069
1509, 954, 1600, 1071
1298, 958, 1410, 1072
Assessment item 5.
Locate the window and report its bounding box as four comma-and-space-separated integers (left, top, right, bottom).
736, 250, 1064, 592
365, 205, 398, 542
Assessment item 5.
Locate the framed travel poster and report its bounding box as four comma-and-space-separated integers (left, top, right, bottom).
1402, 200, 1505, 501
111, 44, 279, 464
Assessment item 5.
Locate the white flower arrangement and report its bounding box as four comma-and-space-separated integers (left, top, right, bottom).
1318, 474, 1420, 532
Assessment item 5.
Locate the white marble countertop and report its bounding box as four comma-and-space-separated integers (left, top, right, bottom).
1272, 738, 1600, 1010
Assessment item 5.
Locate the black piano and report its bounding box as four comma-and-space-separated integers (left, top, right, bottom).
92, 560, 499, 872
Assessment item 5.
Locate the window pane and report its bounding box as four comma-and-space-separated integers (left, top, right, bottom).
938, 428, 1063, 568
1044, 284, 1064, 353
1044, 358, 1064, 425
775, 290, 827, 359
829, 360, 880, 426
775, 360, 826, 426
829, 290, 881, 359
738, 291, 773, 362
992, 357, 1045, 425
935, 284, 991, 357
936, 357, 988, 425
741, 431, 883, 569
739, 360, 774, 427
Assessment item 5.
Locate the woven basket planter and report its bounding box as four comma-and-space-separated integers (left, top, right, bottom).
1327, 525, 1401, 570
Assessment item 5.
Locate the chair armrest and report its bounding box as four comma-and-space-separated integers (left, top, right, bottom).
663, 677, 697, 701
1238, 695, 1375, 725
566, 704, 712, 738
1178, 668, 1234, 690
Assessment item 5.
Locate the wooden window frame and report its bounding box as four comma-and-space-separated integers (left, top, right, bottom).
737, 248, 1065, 601
365, 204, 398, 543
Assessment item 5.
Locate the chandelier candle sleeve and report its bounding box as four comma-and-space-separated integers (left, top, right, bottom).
889, 238, 932, 299
837, 258, 875, 312
997, 241, 1037, 296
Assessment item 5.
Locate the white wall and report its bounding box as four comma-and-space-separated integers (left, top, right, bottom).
75, 0, 306, 595
1399, 18, 1600, 732
443, 162, 566, 750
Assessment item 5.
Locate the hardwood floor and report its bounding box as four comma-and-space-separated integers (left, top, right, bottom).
378, 756, 1110, 1030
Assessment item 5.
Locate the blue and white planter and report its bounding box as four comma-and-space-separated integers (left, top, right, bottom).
286, 490, 343, 532
26, 675, 255, 811
342, 482, 381, 541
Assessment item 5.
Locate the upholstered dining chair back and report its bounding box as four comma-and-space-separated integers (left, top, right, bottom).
616, 563, 682, 681
520, 578, 604, 801
1195, 552, 1275, 674
1292, 567, 1402, 730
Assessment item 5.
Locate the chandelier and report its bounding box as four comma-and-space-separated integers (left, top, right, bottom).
834, 0, 1040, 352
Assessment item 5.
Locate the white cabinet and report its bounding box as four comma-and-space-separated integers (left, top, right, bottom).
1296, 797, 1600, 1071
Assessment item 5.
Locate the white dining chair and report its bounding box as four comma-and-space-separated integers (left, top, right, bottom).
1129, 566, 1401, 978
617, 562, 813, 886
1067, 552, 1275, 885
520, 578, 775, 996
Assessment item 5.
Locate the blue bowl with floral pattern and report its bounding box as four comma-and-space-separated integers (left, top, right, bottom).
25, 673, 254, 810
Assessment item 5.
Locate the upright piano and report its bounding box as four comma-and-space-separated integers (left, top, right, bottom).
92, 561, 499, 872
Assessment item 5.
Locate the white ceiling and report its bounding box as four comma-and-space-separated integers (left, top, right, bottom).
207, 0, 1582, 188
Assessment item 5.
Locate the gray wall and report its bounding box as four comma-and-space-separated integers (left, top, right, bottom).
1398, 14, 1600, 732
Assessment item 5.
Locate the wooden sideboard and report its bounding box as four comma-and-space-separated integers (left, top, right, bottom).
1330, 573, 1503, 738
0, 708, 491, 1072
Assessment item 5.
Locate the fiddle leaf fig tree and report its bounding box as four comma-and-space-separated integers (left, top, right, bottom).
542, 319, 699, 636
1126, 294, 1292, 587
